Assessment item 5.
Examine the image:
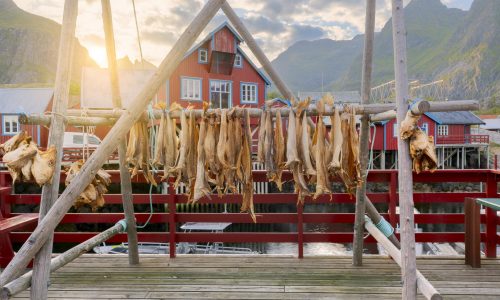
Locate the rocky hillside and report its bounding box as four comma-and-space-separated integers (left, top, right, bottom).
0, 0, 95, 90
271, 0, 500, 100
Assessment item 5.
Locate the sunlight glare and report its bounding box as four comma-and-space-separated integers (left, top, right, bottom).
88, 46, 108, 68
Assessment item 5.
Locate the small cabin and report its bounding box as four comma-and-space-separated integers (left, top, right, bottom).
0, 88, 53, 148
370, 111, 488, 169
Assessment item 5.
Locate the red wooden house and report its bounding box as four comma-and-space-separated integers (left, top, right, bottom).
158, 22, 271, 109
0, 88, 53, 148
370, 111, 488, 169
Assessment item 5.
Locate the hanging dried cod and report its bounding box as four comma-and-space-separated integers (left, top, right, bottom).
224, 109, 242, 194
66, 160, 111, 212
264, 109, 277, 183
240, 109, 256, 222
153, 103, 180, 181
300, 111, 316, 176
409, 129, 438, 174
256, 111, 266, 163
186, 110, 199, 200
338, 106, 361, 195
193, 103, 211, 202
312, 98, 331, 199
1, 132, 56, 186
126, 121, 156, 186
2, 135, 37, 183
400, 110, 420, 139
271, 109, 285, 191
171, 108, 189, 187
328, 106, 343, 174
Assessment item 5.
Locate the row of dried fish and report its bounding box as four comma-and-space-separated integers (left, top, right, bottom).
400, 111, 438, 173
65, 160, 112, 212
0, 131, 56, 186
258, 96, 361, 203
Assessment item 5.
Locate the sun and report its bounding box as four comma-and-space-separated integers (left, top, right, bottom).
87, 46, 108, 68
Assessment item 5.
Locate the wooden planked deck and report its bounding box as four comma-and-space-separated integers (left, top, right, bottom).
6, 254, 500, 299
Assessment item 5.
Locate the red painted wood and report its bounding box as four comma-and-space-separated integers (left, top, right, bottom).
213, 27, 237, 53
389, 172, 398, 226
0, 214, 38, 234
485, 172, 498, 258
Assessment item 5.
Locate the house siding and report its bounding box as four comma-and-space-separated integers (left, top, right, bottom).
166, 43, 266, 109
212, 27, 237, 54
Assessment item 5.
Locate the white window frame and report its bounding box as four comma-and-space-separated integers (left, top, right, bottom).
3, 115, 20, 135
393, 122, 398, 137
209, 80, 232, 108
181, 77, 202, 101
437, 125, 449, 136
421, 122, 429, 135
234, 54, 242, 68
198, 48, 208, 64
240, 82, 258, 104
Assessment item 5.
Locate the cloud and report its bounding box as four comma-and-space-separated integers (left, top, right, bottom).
13, 0, 470, 67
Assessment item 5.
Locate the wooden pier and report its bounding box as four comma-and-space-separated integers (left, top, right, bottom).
4, 255, 500, 299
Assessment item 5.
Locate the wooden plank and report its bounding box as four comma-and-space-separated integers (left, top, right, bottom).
0, 214, 38, 234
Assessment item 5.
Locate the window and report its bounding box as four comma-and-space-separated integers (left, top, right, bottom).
421, 122, 429, 135
437, 125, 448, 136
393, 123, 398, 137
198, 49, 208, 64
210, 80, 232, 108
88, 136, 100, 145
234, 54, 242, 68
181, 77, 202, 101
241, 83, 258, 104
72, 135, 83, 144
3, 115, 19, 135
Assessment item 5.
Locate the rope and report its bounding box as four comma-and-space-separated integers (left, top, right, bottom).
131, 0, 144, 67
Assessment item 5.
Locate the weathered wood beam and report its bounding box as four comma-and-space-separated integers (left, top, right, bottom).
19, 114, 117, 126
0, 0, 225, 286
353, 0, 376, 267
221, 1, 294, 101
365, 217, 442, 300
1, 222, 125, 298
391, 0, 417, 298
30, 1, 79, 298
101, 0, 139, 265
370, 100, 479, 122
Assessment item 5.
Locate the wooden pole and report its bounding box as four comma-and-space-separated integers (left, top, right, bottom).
391, 0, 417, 298
221, 1, 295, 101
2, 222, 125, 298
30, 1, 78, 298
22, 99, 479, 126
0, 0, 225, 286
101, 0, 139, 265
19, 114, 117, 126
353, 0, 376, 266
370, 100, 478, 122
365, 218, 442, 300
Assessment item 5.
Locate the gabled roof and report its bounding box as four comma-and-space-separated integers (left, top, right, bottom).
184, 21, 243, 59
0, 88, 53, 114
425, 111, 484, 125
183, 21, 271, 85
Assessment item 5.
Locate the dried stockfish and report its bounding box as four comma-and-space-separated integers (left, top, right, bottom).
271, 109, 286, 191
241, 109, 256, 222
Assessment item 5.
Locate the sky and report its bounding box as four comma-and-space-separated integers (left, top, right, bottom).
13, 0, 473, 68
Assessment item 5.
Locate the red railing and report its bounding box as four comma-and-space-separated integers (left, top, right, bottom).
435, 134, 489, 145
0, 169, 499, 264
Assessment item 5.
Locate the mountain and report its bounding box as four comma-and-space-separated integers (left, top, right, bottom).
0, 0, 96, 91
270, 0, 500, 100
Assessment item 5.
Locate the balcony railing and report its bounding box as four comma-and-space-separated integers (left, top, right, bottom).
435, 134, 489, 145
1, 169, 499, 265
